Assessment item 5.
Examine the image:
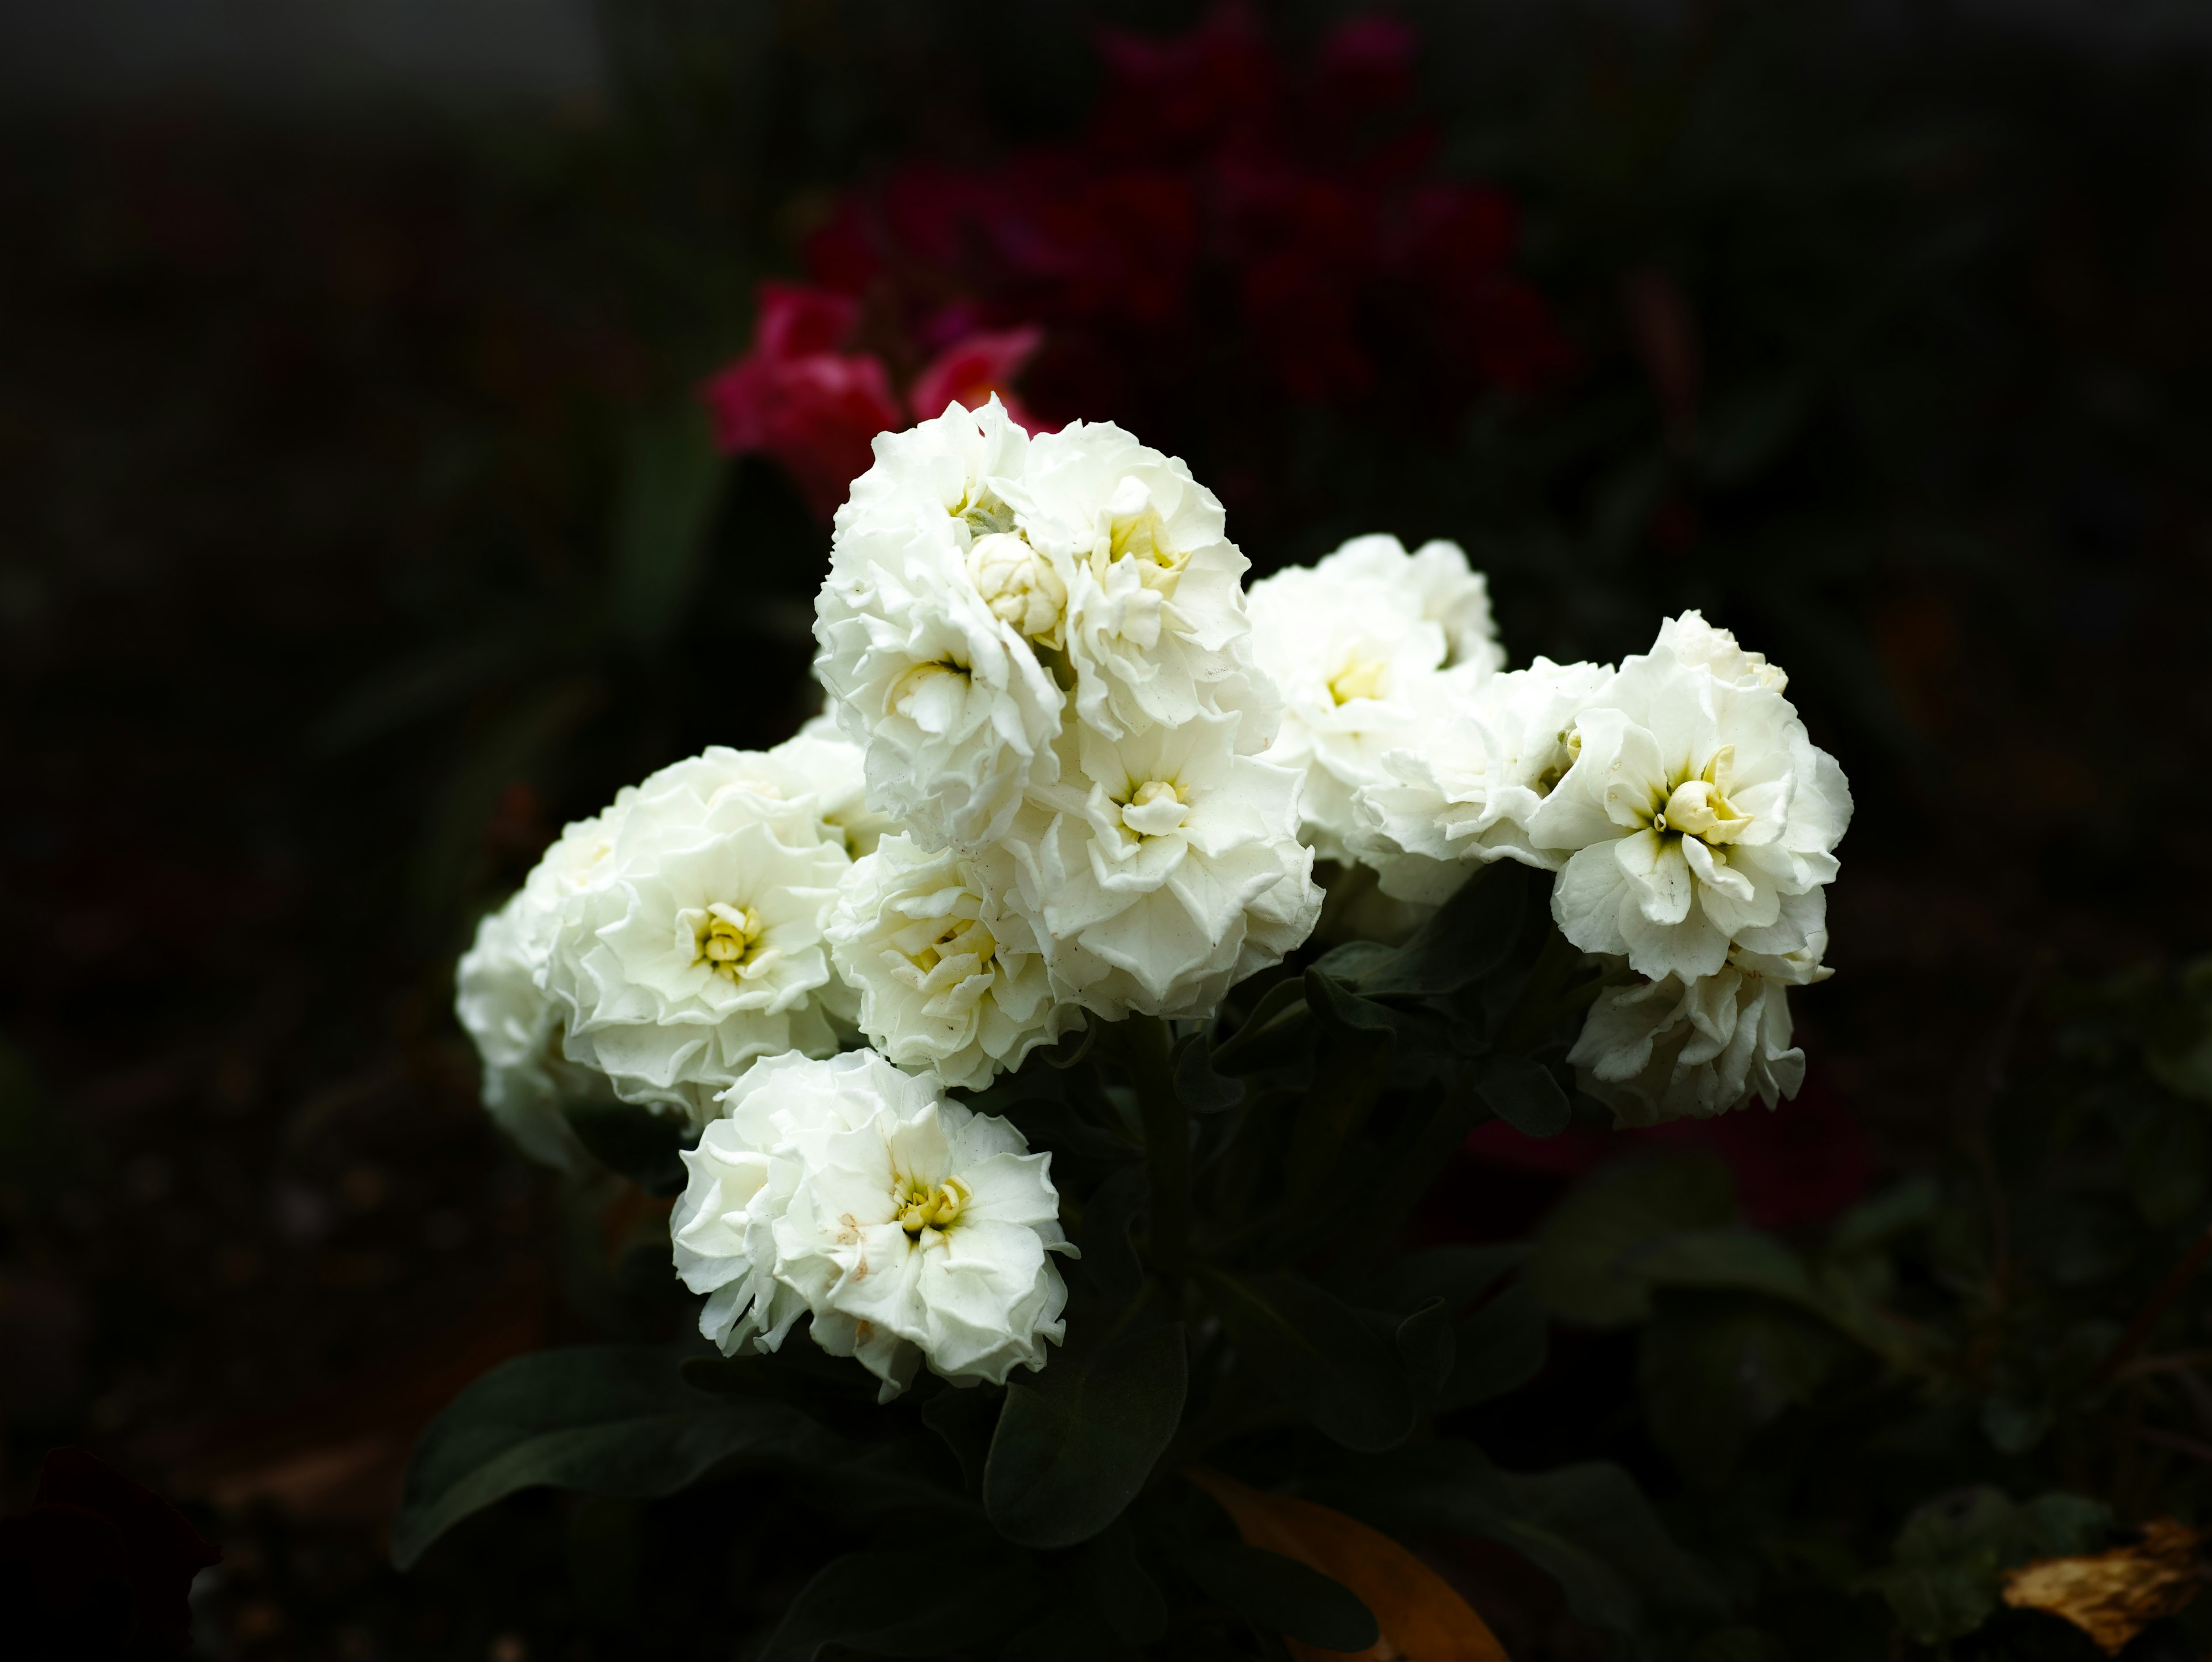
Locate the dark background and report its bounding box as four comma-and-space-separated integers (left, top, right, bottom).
3, 1, 2210, 1656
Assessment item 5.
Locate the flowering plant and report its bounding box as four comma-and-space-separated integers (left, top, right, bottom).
420, 396, 1858, 1656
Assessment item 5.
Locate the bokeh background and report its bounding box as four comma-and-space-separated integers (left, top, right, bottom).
5, 1, 2212, 1656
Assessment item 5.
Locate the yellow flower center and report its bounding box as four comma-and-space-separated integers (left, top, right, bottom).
910, 917, 998, 976
1107, 502, 1188, 593
695, 902, 766, 981
1646, 747, 1750, 845
1120, 777, 1190, 838
896, 1174, 971, 1236
1328, 652, 1389, 705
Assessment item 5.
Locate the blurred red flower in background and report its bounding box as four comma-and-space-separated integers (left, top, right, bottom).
707, 3, 1572, 518
701, 283, 900, 520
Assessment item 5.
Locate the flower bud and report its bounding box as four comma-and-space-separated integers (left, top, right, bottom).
968, 532, 1066, 645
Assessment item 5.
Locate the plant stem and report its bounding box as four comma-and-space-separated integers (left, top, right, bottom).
2092, 1221, 2212, 1394
1117, 1013, 1188, 1277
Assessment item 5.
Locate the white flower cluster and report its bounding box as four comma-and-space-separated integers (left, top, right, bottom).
814, 398, 1320, 1042
1249, 547, 1851, 1126
456, 401, 1852, 1392
456, 399, 1316, 1390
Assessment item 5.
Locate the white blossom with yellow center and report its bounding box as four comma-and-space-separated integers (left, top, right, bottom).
827, 835, 1078, 1093
672, 1051, 1072, 1400
1529, 612, 1851, 983
540, 750, 853, 1126
774, 1084, 1074, 1400
1002, 710, 1320, 1020
1009, 420, 1278, 746
1247, 535, 1501, 863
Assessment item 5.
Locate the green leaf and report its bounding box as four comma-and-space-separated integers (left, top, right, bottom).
1475, 1052, 1572, 1138
984, 1324, 1187, 1548
1362, 1243, 1531, 1318
1310, 865, 1528, 1000
1439, 1282, 1550, 1410
1210, 976, 1313, 1074
1825, 1173, 1940, 1258
1532, 1155, 1737, 1324
757, 1543, 1037, 1661
394, 1345, 831, 1569
1305, 968, 1400, 1039
921, 1385, 1002, 1496
1867, 1487, 2113, 1645
1633, 1229, 1825, 1312
1172, 1032, 1245, 1113
1086, 1515, 1168, 1645
1200, 1271, 1415, 1452
560, 1100, 691, 1195
1075, 1166, 1150, 1301
2126, 1098, 2208, 1227
1395, 1298, 1456, 1400
1639, 1293, 1842, 1486
1176, 1540, 1379, 1652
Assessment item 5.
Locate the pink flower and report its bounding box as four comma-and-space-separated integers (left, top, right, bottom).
908, 327, 1045, 431
702, 282, 902, 519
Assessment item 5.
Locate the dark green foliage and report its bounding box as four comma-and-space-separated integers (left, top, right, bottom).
984, 1323, 1188, 1548
394, 1346, 838, 1569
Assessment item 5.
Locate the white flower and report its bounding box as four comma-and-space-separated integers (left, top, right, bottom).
1566, 937, 1832, 1126
453, 893, 602, 1171
1317, 534, 1504, 675
541, 751, 853, 1125
815, 400, 1064, 848
1528, 612, 1852, 983
669, 1050, 913, 1359
1005, 711, 1321, 1020
828, 834, 1080, 1092
453, 800, 637, 1168
1010, 420, 1276, 745
778, 715, 899, 858
671, 1050, 1073, 1400
1247, 535, 1495, 861
1348, 657, 1613, 902
775, 1070, 1073, 1398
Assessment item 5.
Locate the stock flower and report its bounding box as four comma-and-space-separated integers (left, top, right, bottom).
777, 715, 898, 858
815, 400, 1065, 847
772, 1067, 1074, 1399
1012, 419, 1275, 744
453, 894, 604, 1172
828, 835, 1077, 1092
454, 799, 639, 1168
674, 1050, 1073, 1399
541, 751, 853, 1124
1349, 657, 1612, 902
1529, 613, 1852, 983
1006, 710, 1320, 1020
1566, 938, 1832, 1126
1247, 535, 1497, 860
669, 1050, 910, 1359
